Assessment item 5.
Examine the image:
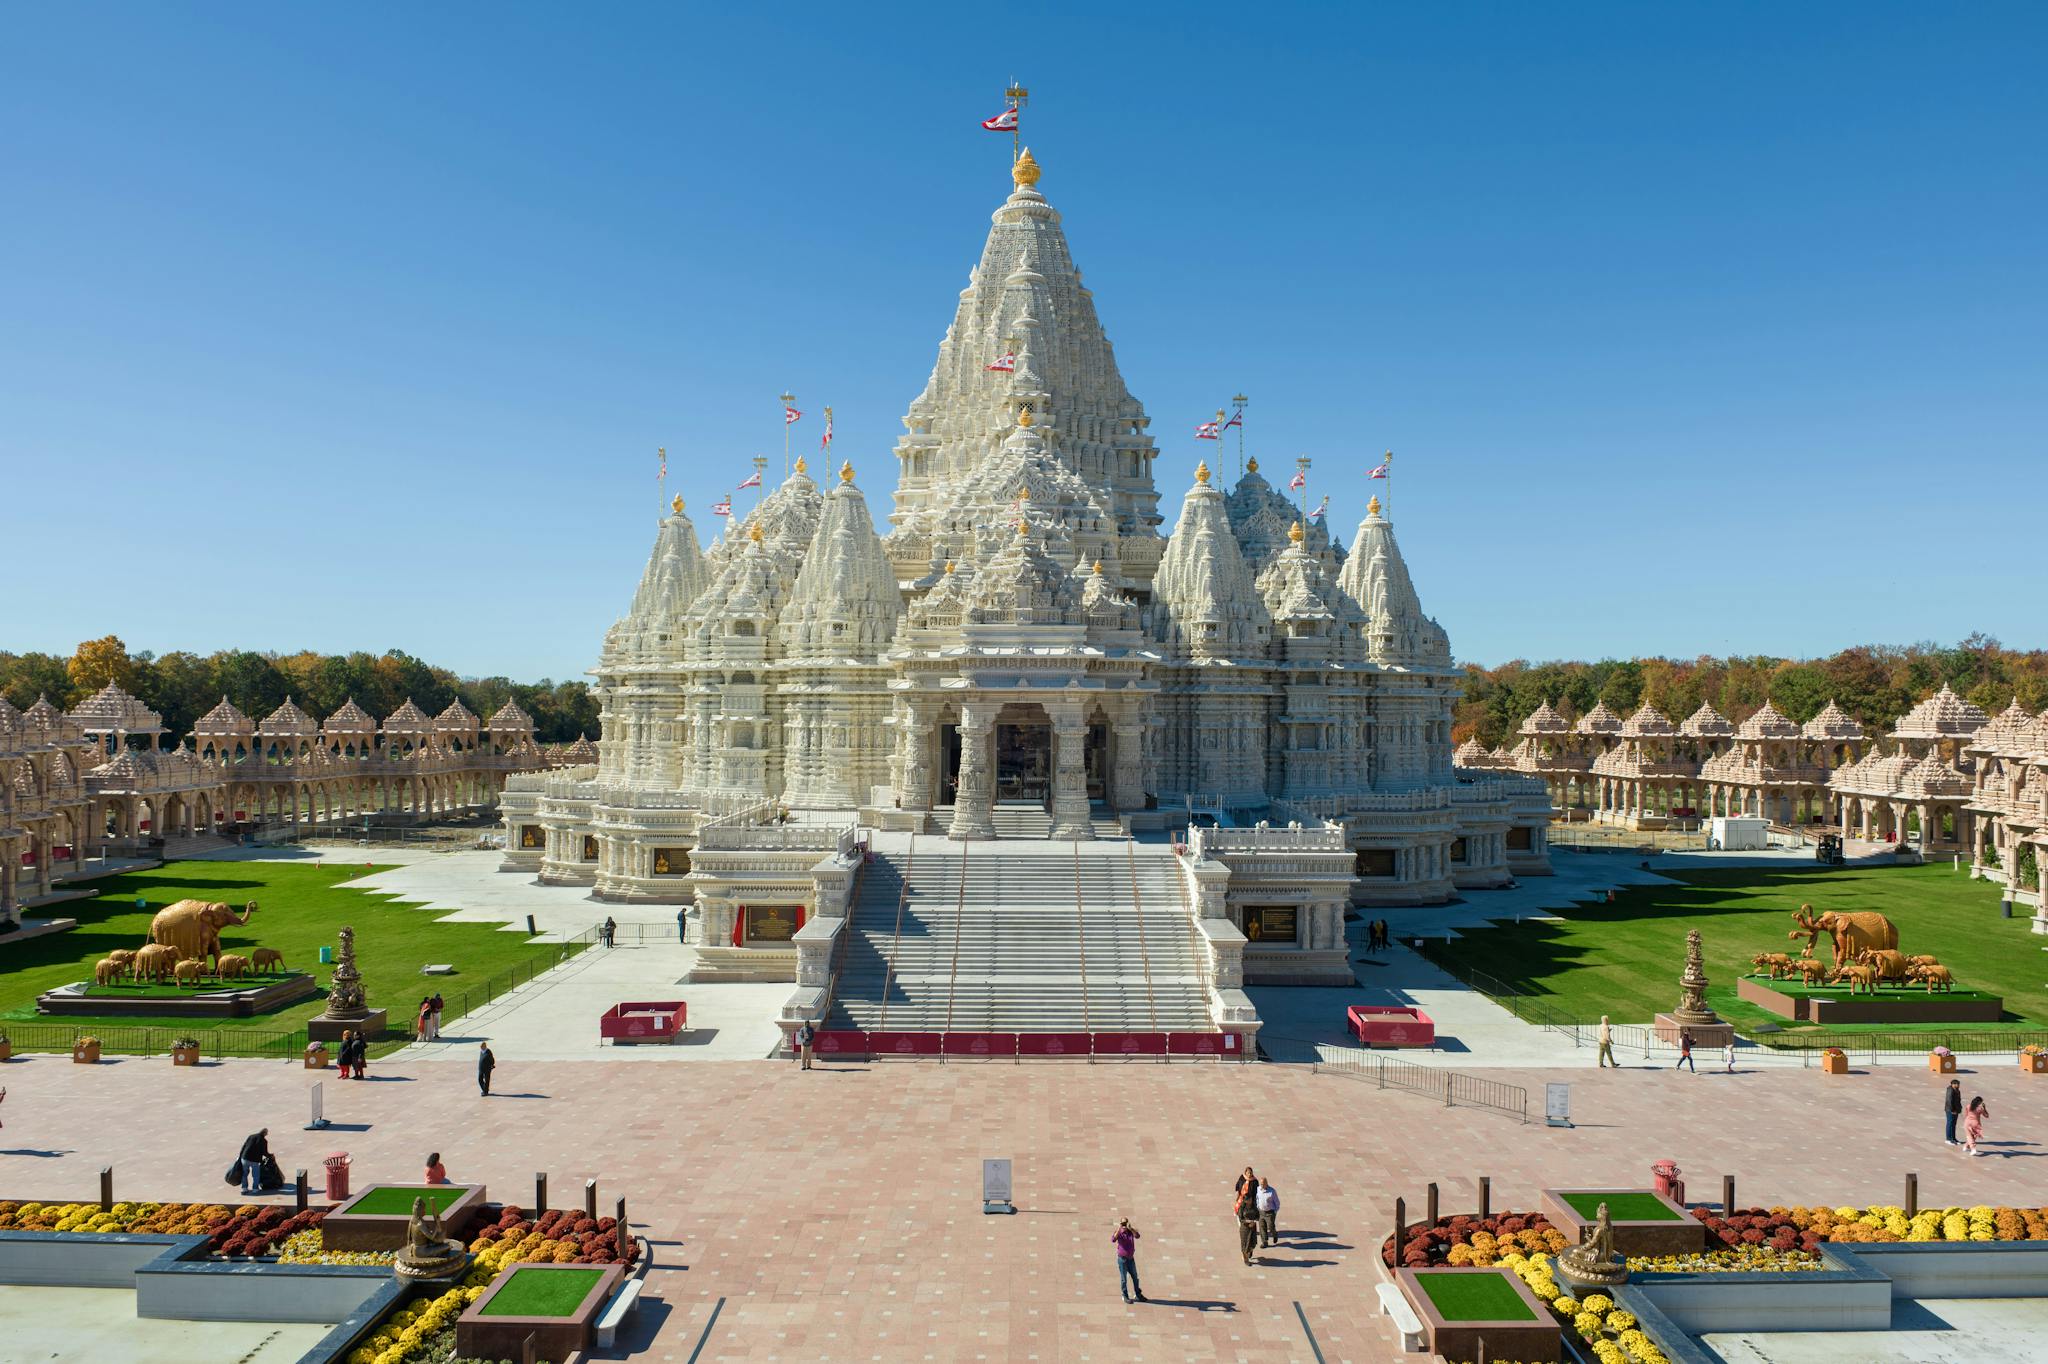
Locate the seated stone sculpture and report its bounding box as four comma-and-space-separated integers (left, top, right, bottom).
394, 1196, 470, 1282
1556, 1201, 1627, 1288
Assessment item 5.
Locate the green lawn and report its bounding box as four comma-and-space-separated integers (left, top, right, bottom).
1560, 1192, 1681, 1222
1749, 978, 2001, 1004
1412, 1270, 1537, 1322
345, 1184, 471, 1216
480, 1266, 606, 1317
0, 860, 578, 1044
1431, 863, 2047, 1037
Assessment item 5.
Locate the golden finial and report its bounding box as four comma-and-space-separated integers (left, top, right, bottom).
795, 454, 807, 475
748, 520, 764, 544
1368, 494, 1382, 517
1012, 147, 1041, 188
1195, 460, 1211, 485
944, 559, 956, 574
1246, 455, 1259, 474
1289, 520, 1305, 545
1092, 559, 1104, 575
671, 494, 684, 515
1016, 518, 1030, 538
1018, 406, 1035, 428
839, 460, 854, 484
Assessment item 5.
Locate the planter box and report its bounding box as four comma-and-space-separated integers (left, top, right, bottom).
0, 1041, 12, 1062
171, 1045, 201, 1067
2023, 1053, 2047, 1074
1394, 1266, 1559, 1363
456, 1262, 623, 1362
1540, 1188, 1704, 1258
1821, 1052, 1849, 1075
304, 1046, 330, 1070
1929, 1052, 1956, 1073
321, 1184, 486, 1253
72, 1042, 101, 1064
599, 1000, 686, 1044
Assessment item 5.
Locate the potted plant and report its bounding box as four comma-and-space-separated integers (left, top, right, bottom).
73, 1035, 102, 1064
170, 1037, 202, 1066
2022, 1044, 2046, 1075
1820, 1046, 1849, 1075
304, 1040, 330, 1070
1928, 1045, 1956, 1074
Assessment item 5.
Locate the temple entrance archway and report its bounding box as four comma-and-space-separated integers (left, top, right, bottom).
995, 720, 1051, 806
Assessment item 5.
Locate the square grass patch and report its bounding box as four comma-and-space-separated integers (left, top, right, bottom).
478, 1267, 606, 1317
344, 1185, 469, 1217
1561, 1191, 1681, 1222
1412, 1270, 1538, 1322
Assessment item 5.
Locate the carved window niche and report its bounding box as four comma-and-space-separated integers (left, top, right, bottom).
1450, 837, 1468, 863
582, 834, 599, 861
1356, 848, 1396, 878
519, 825, 544, 850
1242, 905, 1298, 944
652, 848, 691, 876
1507, 826, 1533, 851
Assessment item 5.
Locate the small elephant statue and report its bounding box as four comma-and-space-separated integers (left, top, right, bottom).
250, 947, 286, 973
215, 954, 251, 981
1793, 957, 1829, 984
173, 959, 206, 987
106, 948, 137, 972
132, 943, 178, 983
1909, 963, 1953, 993
93, 958, 124, 986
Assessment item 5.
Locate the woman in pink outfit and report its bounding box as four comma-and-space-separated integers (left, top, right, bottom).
1963, 1096, 1988, 1155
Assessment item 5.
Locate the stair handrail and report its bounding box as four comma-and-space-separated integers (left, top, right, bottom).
1124, 837, 1158, 1031
815, 845, 871, 1030
941, 837, 969, 1039
1172, 844, 1214, 1006
875, 833, 915, 1035
1071, 839, 1093, 1035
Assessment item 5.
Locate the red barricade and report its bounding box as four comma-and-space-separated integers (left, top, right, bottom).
812, 1030, 866, 1056
867, 1031, 944, 1056
1168, 1032, 1251, 1058
1097, 1032, 1169, 1056
942, 1032, 1018, 1058
1018, 1033, 1094, 1058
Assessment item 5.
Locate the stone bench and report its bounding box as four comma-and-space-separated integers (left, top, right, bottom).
1375, 1280, 1424, 1351
594, 1278, 644, 1348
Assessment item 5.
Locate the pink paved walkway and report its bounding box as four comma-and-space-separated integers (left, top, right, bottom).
3, 1054, 2046, 1362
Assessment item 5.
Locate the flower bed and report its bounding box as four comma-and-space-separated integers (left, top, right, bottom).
275, 1227, 395, 1267
1380, 1210, 1573, 1268
0, 1201, 328, 1258
1499, 1255, 1669, 1364
343, 1282, 479, 1364
468, 1205, 638, 1268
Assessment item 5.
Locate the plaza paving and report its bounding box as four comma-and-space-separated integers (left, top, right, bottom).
3, 1052, 2045, 1362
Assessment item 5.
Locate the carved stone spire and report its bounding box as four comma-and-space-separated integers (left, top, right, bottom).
1336, 499, 1450, 667
778, 468, 901, 660
1154, 467, 1270, 660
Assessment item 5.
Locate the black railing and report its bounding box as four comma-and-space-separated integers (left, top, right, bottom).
1279, 1036, 1528, 1123
2, 1023, 305, 1059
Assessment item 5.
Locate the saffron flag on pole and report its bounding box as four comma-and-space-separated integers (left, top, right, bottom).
982, 106, 1019, 132
711, 496, 733, 517
1195, 421, 1220, 440
1289, 470, 1307, 490
986, 352, 1016, 372
1368, 459, 1390, 480
737, 470, 763, 490
784, 406, 802, 425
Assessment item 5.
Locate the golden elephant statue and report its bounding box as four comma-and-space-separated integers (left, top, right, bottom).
215, 954, 251, 981
173, 959, 206, 987
1790, 904, 1897, 968
106, 948, 136, 972
93, 958, 124, 986
251, 947, 286, 973
147, 899, 256, 970
132, 943, 179, 983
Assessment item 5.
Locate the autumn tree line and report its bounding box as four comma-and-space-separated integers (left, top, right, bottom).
0, 637, 600, 746
1457, 636, 2048, 748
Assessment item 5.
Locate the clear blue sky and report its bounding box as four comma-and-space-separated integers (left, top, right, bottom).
5, 3, 2042, 682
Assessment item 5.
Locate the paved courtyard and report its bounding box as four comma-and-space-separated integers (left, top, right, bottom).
3, 1051, 2044, 1362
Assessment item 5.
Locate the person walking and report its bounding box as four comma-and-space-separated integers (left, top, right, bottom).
1963, 1096, 1988, 1156
415, 998, 431, 1044
1234, 1178, 1262, 1265
794, 1021, 815, 1070
424, 1152, 448, 1184
237, 1128, 270, 1195
1597, 1016, 1617, 1069
1256, 1177, 1280, 1248
676, 907, 687, 943
1944, 1079, 1963, 1146
354, 1031, 370, 1080
1112, 1218, 1145, 1303
1675, 1029, 1696, 1073
477, 1041, 495, 1097
1723, 1040, 1736, 1074
1234, 1166, 1257, 1200
603, 916, 617, 948
428, 992, 444, 1040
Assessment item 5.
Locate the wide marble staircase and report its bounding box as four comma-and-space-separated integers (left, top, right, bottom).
825, 834, 1214, 1034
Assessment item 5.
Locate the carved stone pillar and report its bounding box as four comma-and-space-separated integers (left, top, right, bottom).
1112, 720, 1145, 811
900, 702, 932, 812
1049, 708, 1092, 840
950, 704, 995, 841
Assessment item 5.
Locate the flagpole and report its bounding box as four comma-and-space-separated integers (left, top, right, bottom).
752, 453, 768, 516
1006, 81, 1028, 163
1385, 450, 1393, 517
1295, 455, 1311, 526
779, 390, 795, 478
657, 446, 667, 515
1232, 393, 1247, 478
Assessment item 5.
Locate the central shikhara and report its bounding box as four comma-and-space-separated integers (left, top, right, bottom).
503, 150, 1551, 981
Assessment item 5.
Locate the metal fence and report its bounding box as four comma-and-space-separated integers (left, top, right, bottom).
1, 1023, 306, 1059
1292, 1039, 1529, 1123
1761, 1028, 2048, 1061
